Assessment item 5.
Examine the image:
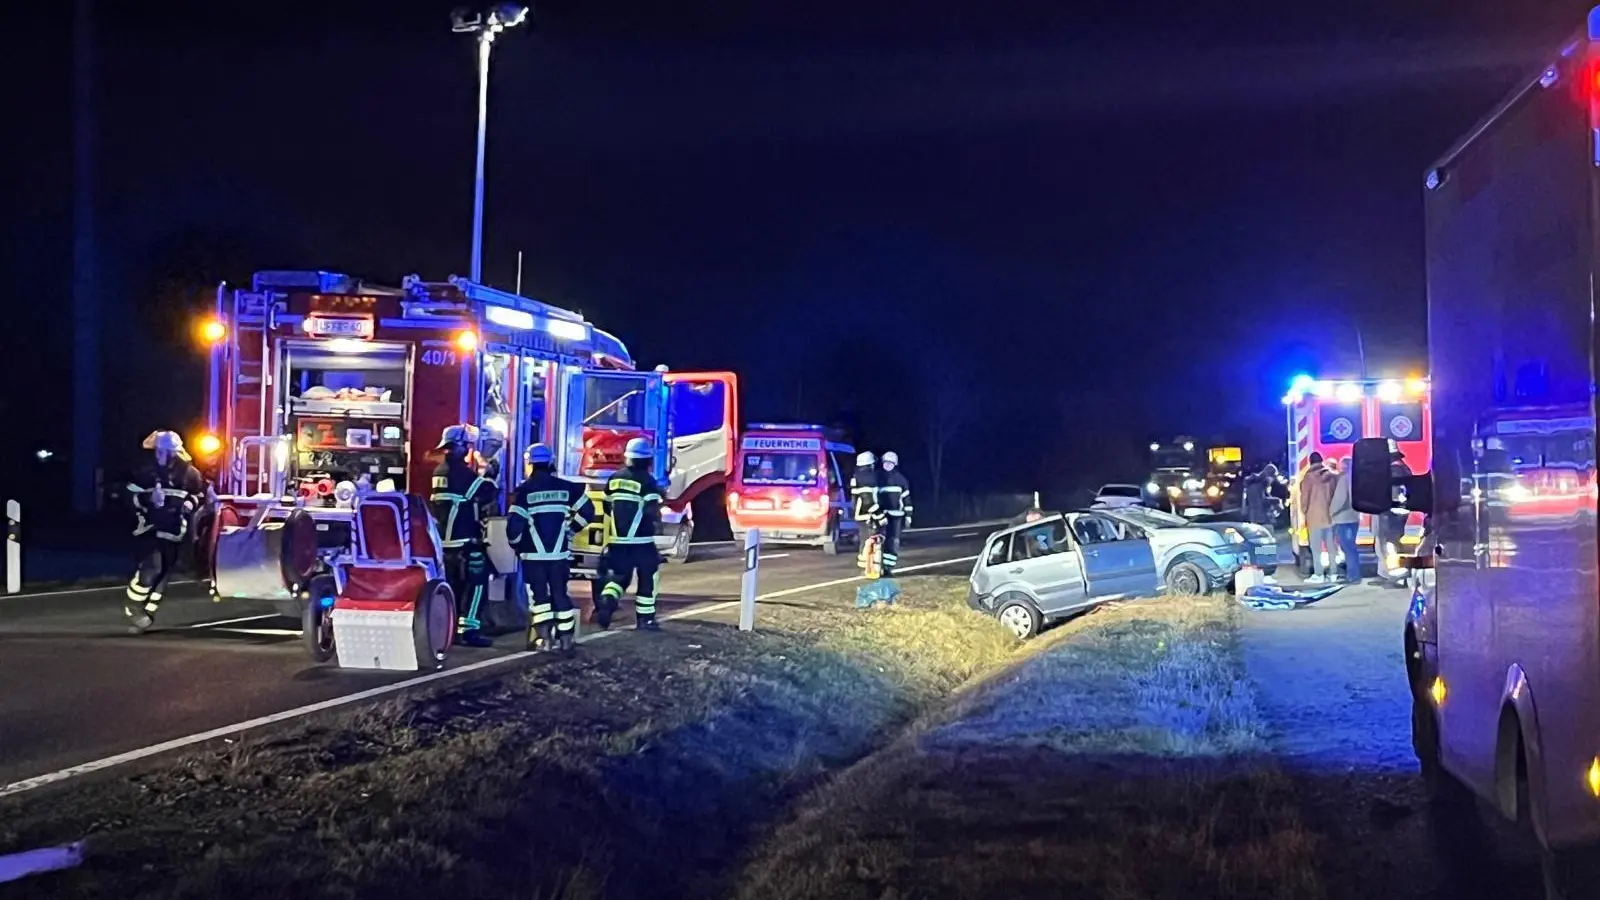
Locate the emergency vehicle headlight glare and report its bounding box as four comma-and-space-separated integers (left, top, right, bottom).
1334, 383, 1362, 403
1406, 377, 1427, 396
1378, 381, 1402, 402
454, 330, 480, 352
1182, 441, 1194, 452
1146, 481, 1159, 494
486, 306, 534, 331
1311, 380, 1333, 398
1149, 443, 1160, 452
544, 318, 589, 343
1288, 373, 1315, 395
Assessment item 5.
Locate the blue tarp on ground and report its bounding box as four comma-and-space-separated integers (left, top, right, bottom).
855, 579, 901, 608
1239, 583, 1345, 611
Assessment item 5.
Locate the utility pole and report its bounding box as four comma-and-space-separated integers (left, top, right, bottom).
72, 0, 100, 514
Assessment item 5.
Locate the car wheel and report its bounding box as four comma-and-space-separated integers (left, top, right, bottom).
668, 518, 694, 565
412, 579, 453, 670
995, 599, 1041, 639
301, 575, 337, 663
1165, 561, 1206, 596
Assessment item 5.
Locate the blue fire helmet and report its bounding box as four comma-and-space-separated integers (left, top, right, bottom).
525, 443, 554, 466
624, 437, 653, 460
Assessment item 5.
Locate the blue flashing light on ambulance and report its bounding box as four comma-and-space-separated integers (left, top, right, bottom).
727, 423, 858, 555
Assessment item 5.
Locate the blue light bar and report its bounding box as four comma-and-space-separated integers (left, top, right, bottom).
749, 422, 829, 431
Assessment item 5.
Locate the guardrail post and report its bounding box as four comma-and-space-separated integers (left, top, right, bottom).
5, 500, 19, 594
739, 528, 760, 632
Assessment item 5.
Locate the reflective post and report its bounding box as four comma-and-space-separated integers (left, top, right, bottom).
739, 528, 760, 631
6, 500, 20, 594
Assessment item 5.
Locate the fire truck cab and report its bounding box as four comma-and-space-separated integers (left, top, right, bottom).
193, 271, 736, 659
1283, 374, 1430, 576
726, 424, 857, 554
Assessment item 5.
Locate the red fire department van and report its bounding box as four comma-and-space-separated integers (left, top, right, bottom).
726, 424, 857, 554
1283, 374, 1430, 576
192, 271, 737, 660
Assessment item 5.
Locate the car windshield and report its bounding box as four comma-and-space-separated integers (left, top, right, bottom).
1113, 506, 1188, 528
740, 451, 820, 486
1098, 486, 1140, 498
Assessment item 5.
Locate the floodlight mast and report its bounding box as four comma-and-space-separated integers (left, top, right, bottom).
451, 4, 529, 284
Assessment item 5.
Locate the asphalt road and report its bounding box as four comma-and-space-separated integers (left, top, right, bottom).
0, 525, 990, 794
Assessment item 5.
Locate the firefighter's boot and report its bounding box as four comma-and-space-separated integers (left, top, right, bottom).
528, 622, 554, 653
458, 629, 494, 649
636, 613, 659, 632
557, 631, 576, 655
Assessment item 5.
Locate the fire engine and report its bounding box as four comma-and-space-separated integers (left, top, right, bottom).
191, 270, 737, 663
1283, 374, 1429, 575
726, 423, 858, 553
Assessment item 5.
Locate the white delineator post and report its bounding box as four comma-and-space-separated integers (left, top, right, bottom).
5, 500, 19, 594
739, 529, 760, 632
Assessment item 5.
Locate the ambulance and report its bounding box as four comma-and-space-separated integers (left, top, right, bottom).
192, 271, 737, 640
726, 424, 857, 554
1282, 374, 1430, 576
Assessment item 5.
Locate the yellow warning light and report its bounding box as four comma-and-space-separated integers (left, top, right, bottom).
454, 329, 480, 353
198, 317, 227, 346
1430, 676, 1447, 707
1405, 377, 1428, 396
195, 433, 222, 457
1588, 758, 1600, 798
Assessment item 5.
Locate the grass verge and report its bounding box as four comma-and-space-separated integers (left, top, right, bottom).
0, 575, 1026, 900
732, 593, 1326, 900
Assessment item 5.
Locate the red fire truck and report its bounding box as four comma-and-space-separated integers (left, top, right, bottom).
192, 271, 737, 661
1283, 374, 1430, 576
726, 423, 858, 553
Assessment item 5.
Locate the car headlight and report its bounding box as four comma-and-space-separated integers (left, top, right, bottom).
1206, 485, 1221, 498
1146, 481, 1160, 494
1167, 486, 1181, 497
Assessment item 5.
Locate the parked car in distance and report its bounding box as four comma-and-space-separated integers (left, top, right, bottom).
1090, 506, 1249, 594
967, 512, 1160, 639
1092, 484, 1147, 509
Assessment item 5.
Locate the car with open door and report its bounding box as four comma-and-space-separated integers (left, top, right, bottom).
1092, 505, 1250, 594
966, 512, 1160, 639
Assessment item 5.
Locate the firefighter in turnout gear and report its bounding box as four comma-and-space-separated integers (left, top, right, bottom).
877, 451, 913, 576
507, 443, 594, 653
125, 431, 208, 633
429, 425, 500, 648
850, 451, 881, 569
597, 437, 665, 630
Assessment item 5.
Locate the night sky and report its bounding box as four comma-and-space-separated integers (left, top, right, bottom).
4, 0, 1592, 503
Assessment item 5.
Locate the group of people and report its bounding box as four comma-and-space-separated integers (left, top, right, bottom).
431, 425, 665, 652
123, 424, 666, 654
848, 450, 913, 576
1295, 445, 1412, 584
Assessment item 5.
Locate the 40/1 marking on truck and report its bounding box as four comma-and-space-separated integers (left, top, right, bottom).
420, 349, 459, 366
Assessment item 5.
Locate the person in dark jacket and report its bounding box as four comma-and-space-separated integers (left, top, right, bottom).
126, 431, 208, 633
597, 438, 665, 630
850, 451, 881, 569
507, 443, 594, 653
428, 425, 500, 648
877, 451, 913, 576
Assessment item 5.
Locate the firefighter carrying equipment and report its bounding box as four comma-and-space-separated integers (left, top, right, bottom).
508, 445, 594, 651
599, 459, 665, 629
125, 435, 207, 632
430, 434, 500, 646
878, 461, 912, 575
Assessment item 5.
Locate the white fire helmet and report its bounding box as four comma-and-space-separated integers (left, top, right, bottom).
435, 424, 478, 451
624, 437, 653, 460
142, 430, 191, 461
881, 451, 899, 470
525, 443, 554, 466
856, 451, 876, 467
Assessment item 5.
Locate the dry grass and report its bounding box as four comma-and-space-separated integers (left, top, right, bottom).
732, 594, 1326, 900
0, 576, 1039, 900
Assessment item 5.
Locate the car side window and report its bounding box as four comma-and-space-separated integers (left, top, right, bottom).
985, 534, 1012, 566
1016, 519, 1071, 559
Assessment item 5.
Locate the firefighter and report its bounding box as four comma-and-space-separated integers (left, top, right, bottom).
428, 424, 500, 648
850, 451, 880, 569
877, 450, 913, 576
507, 443, 594, 653
597, 437, 665, 631
125, 430, 208, 633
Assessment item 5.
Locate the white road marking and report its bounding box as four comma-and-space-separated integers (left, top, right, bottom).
761, 553, 791, 559
213, 628, 302, 637
185, 614, 279, 630
1, 580, 199, 601
0, 552, 978, 798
